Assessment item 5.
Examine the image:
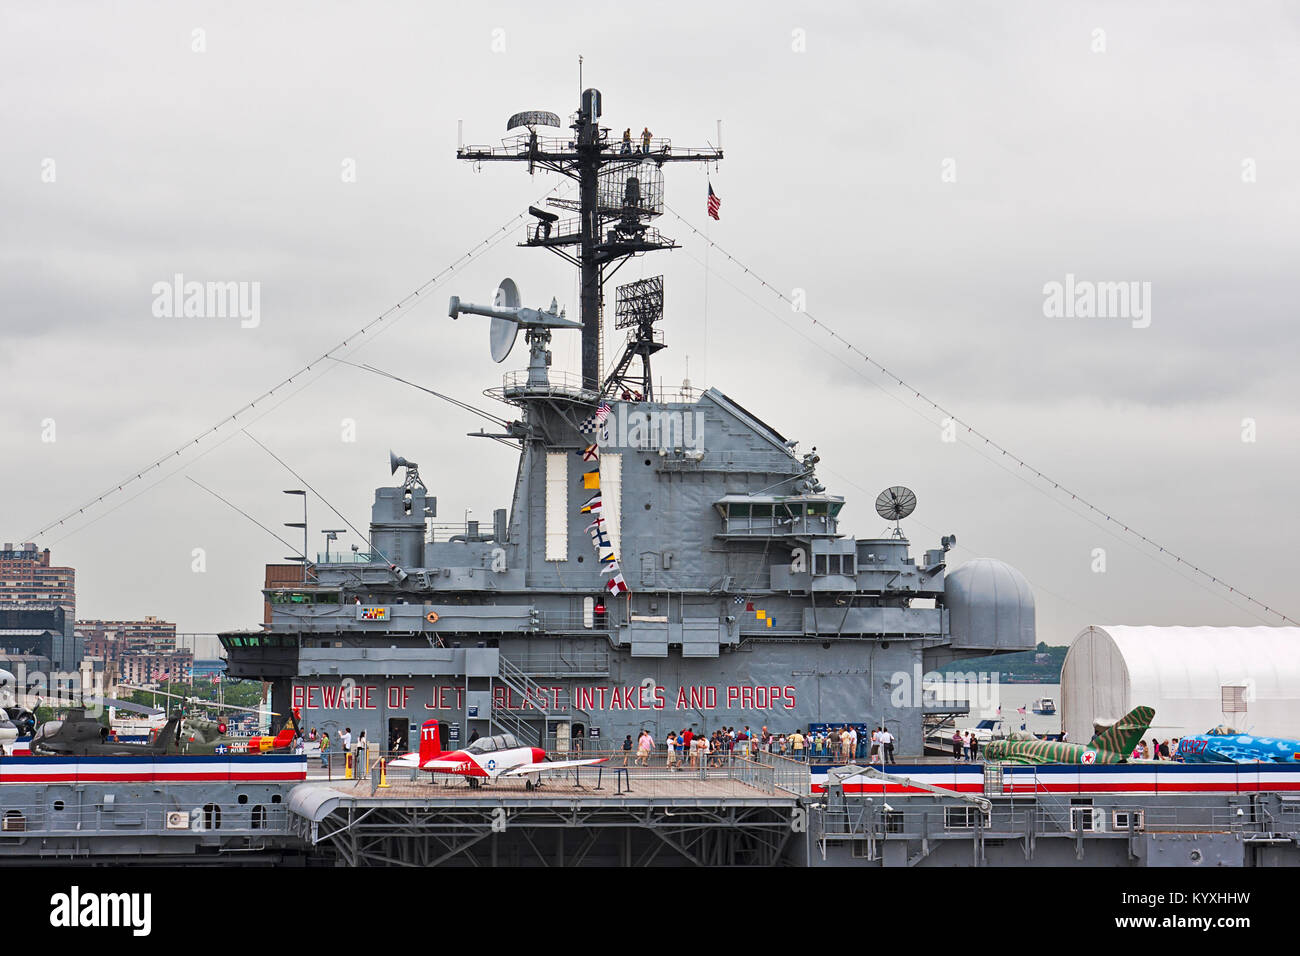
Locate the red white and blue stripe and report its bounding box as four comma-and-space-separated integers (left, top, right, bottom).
0, 755, 308, 785
811, 763, 1300, 795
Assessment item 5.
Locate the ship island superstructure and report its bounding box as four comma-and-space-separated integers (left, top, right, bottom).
220, 88, 1037, 757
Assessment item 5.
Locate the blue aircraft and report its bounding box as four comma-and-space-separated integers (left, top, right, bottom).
1176, 726, 1300, 763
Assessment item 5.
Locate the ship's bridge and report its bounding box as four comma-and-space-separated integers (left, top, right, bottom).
713, 493, 845, 539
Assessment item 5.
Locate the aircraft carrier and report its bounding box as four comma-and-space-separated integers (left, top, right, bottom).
3, 86, 1297, 869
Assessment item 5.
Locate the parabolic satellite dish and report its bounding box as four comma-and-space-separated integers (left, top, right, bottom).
489, 278, 522, 363
875, 486, 917, 523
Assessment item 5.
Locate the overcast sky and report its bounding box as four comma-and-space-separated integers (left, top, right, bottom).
3, 1, 1297, 654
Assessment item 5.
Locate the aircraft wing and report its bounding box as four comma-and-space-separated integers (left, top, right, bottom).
386, 753, 419, 769
500, 757, 608, 777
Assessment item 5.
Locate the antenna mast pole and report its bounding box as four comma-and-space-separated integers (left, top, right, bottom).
458, 88, 722, 394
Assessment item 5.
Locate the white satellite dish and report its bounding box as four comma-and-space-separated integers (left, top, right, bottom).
490, 279, 522, 363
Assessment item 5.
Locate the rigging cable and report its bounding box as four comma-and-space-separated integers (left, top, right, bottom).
665, 204, 1296, 627
28, 185, 568, 541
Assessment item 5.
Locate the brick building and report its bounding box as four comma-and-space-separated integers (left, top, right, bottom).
0, 544, 78, 668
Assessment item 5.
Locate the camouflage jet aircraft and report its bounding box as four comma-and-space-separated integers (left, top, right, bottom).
982, 705, 1155, 765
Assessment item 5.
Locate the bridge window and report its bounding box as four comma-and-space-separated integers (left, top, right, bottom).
203, 803, 222, 830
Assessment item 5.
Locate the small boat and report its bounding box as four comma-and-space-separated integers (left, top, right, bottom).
1031, 698, 1056, 715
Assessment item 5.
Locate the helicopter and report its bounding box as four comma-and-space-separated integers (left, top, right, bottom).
28, 706, 184, 757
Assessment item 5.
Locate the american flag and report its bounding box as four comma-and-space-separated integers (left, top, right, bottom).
707, 183, 721, 221
579, 401, 612, 434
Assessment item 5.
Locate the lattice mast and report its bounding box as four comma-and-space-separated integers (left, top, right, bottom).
457, 89, 722, 393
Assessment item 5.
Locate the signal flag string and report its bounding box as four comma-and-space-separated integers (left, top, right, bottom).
666, 204, 1298, 627
27, 188, 565, 541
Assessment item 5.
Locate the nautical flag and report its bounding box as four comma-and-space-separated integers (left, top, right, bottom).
733, 595, 745, 605
1017, 706, 1027, 715
746, 602, 754, 612
578, 443, 599, 462
579, 401, 613, 434
606, 573, 629, 594
582, 469, 601, 490
707, 183, 721, 221
756, 610, 766, 621
580, 493, 603, 514
599, 551, 618, 566
589, 524, 612, 550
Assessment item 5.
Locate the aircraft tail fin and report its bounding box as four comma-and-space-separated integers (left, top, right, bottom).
1087, 705, 1154, 757
418, 719, 442, 765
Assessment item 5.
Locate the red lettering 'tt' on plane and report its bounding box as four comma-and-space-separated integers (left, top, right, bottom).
389, 719, 605, 789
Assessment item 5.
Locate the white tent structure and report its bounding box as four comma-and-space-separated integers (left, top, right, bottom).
1062, 626, 1300, 744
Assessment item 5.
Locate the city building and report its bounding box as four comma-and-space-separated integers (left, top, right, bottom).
116, 650, 194, 688
0, 543, 78, 668
76, 615, 178, 662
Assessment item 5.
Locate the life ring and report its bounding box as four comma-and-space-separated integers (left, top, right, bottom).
425, 611, 439, 624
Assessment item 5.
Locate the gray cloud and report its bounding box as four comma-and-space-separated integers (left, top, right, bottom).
2, 1, 1296, 647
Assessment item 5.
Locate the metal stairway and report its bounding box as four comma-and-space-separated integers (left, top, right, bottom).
488, 655, 591, 747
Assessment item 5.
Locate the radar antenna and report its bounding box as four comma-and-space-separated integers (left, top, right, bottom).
449, 277, 581, 390
458, 88, 723, 392
875, 486, 917, 538
604, 275, 665, 400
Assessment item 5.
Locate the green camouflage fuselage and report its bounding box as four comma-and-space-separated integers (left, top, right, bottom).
981, 705, 1155, 766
